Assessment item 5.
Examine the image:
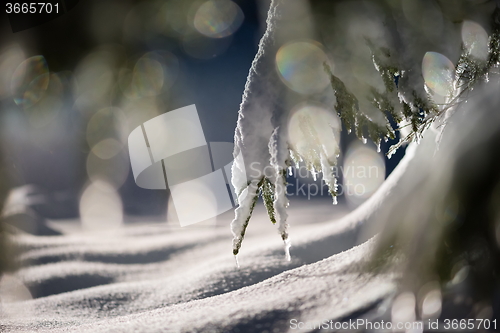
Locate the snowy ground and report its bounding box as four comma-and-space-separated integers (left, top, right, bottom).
0, 199, 400, 332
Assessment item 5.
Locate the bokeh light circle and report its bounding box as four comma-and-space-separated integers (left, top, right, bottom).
276, 41, 331, 95
391, 292, 416, 324
86, 150, 129, 189
120, 52, 179, 99
92, 138, 123, 160
87, 107, 127, 150
288, 104, 341, 163
462, 20, 489, 61
80, 180, 123, 232
194, 0, 244, 38
421, 287, 442, 318
131, 54, 163, 97
422, 51, 455, 97
11, 56, 50, 108
343, 142, 385, 205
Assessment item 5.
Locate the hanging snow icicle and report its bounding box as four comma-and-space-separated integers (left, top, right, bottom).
269, 127, 291, 259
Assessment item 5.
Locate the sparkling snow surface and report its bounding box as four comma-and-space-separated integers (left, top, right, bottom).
0, 197, 401, 332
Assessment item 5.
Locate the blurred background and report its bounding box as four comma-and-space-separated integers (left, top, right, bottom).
0, 0, 270, 233
0, 0, 397, 235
